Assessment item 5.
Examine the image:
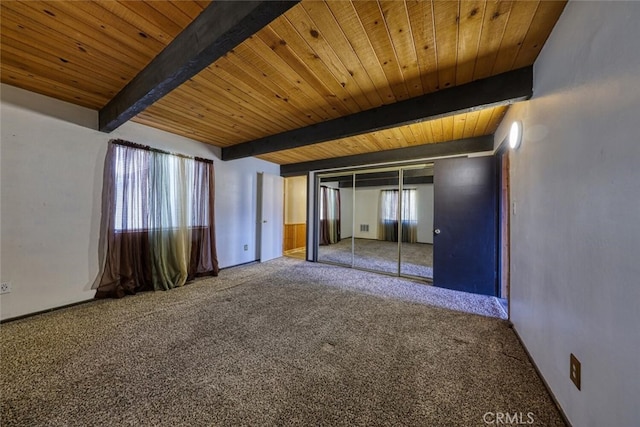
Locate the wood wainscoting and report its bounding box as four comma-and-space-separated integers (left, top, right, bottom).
284, 223, 306, 252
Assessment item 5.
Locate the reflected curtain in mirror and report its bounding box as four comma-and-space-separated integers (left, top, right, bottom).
378, 189, 417, 243
95, 140, 219, 298
319, 186, 341, 245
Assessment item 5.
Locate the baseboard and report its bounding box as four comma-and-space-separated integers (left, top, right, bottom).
220, 259, 260, 269
1, 298, 96, 324
2, 261, 263, 324
510, 323, 573, 427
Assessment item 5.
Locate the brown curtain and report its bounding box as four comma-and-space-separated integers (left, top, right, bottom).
319, 186, 341, 245
188, 158, 219, 279
95, 140, 218, 299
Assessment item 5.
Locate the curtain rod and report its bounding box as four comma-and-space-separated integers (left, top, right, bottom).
110, 139, 213, 164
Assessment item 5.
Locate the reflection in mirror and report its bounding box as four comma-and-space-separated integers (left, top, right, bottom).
400, 165, 434, 279
317, 174, 353, 266
353, 170, 400, 275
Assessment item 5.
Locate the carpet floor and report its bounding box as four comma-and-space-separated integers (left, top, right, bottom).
0, 258, 564, 426
319, 238, 433, 279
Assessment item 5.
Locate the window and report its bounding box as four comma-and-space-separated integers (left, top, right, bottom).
113, 145, 148, 231
113, 145, 208, 231
96, 140, 219, 298
379, 189, 417, 222
379, 189, 418, 243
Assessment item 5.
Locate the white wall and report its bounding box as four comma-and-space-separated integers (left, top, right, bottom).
284, 175, 306, 224
495, 3, 640, 426
353, 187, 380, 239
216, 160, 280, 267
0, 84, 279, 320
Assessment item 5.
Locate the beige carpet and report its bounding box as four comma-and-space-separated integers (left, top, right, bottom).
0, 258, 564, 426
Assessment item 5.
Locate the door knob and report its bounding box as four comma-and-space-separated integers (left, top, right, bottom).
434, 228, 441, 235
263, 220, 268, 223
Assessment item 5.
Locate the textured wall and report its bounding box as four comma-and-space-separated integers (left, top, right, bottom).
495, 2, 640, 425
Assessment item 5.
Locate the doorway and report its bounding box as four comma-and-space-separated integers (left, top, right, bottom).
283, 176, 307, 260
496, 146, 511, 317
257, 172, 284, 263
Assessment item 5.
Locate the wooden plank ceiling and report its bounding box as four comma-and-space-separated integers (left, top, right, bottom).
0, 0, 566, 166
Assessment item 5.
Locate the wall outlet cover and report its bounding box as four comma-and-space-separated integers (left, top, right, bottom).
570, 353, 581, 390
0, 282, 11, 294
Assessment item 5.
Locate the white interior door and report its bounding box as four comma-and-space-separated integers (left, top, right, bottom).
258, 172, 284, 262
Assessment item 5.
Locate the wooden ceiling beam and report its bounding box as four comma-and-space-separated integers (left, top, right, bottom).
279, 135, 494, 177
99, 0, 300, 132
223, 66, 532, 161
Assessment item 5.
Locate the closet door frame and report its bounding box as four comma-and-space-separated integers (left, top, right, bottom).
314, 164, 431, 281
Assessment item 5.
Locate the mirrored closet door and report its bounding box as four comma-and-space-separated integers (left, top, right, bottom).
400, 165, 434, 280
316, 164, 434, 282
317, 174, 353, 267
353, 170, 400, 275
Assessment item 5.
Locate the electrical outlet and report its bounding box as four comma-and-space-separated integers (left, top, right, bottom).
0, 282, 11, 294
243, 244, 249, 251
570, 353, 581, 390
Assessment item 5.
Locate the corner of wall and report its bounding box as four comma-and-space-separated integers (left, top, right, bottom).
1, 83, 98, 130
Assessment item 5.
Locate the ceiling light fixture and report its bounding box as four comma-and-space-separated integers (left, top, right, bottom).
509, 121, 523, 150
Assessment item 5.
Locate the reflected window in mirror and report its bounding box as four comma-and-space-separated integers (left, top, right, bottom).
378, 189, 417, 243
